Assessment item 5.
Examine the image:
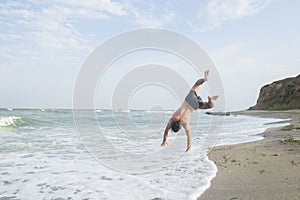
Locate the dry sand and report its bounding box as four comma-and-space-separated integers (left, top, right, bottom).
198, 110, 300, 200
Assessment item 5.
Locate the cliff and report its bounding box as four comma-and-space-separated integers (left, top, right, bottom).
249, 74, 300, 110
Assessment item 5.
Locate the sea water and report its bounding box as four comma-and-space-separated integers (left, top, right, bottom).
0, 109, 288, 200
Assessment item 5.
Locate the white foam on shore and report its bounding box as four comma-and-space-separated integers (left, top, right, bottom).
216, 117, 289, 146
187, 154, 218, 200
0, 142, 217, 200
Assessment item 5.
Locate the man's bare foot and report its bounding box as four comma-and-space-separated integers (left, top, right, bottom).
185, 147, 191, 152
204, 70, 209, 81
208, 95, 219, 101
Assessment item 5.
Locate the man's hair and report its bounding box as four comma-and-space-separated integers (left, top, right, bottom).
171, 120, 181, 132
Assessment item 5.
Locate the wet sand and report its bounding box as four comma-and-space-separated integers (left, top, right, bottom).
198, 110, 300, 200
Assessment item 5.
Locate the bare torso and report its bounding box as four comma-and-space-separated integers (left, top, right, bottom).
171, 101, 194, 126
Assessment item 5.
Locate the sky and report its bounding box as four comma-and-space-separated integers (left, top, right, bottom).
0, 0, 299, 111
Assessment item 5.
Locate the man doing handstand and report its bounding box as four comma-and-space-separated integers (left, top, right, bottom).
160, 70, 218, 152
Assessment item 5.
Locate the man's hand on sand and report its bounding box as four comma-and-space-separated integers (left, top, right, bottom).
185, 147, 191, 152
160, 141, 168, 147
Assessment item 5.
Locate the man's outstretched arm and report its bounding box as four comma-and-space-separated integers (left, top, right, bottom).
161, 119, 172, 147
182, 123, 191, 152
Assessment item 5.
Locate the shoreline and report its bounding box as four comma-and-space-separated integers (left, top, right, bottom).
198, 110, 300, 200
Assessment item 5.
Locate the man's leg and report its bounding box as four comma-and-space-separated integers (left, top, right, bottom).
199, 96, 219, 109
192, 70, 209, 92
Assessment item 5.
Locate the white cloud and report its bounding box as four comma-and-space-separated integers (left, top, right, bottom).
123, 1, 175, 27
190, 0, 272, 32
0, 0, 130, 67
53, 0, 127, 16
0, 0, 175, 65
130, 10, 175, 27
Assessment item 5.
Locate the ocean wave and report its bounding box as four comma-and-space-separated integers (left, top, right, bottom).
0, 116, 52, 128
113, 109, 130, 113
0, 116, 23, 128
44, 109, 71, 114
144, 110, 173, 114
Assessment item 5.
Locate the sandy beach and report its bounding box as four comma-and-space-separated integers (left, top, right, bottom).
198, 110, 300, 200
